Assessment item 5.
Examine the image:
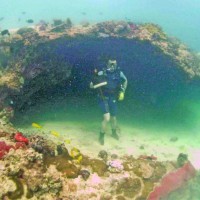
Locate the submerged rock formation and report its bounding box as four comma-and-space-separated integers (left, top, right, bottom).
0, 20, 199, 112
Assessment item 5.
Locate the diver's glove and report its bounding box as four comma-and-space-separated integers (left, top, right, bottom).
118, 87, 125, 101
118, 91, 124, 101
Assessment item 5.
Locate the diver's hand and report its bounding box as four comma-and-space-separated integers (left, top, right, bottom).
90, 82, 94, 89
118, 91, 125, 101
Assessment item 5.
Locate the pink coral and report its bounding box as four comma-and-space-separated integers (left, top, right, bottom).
91, 173, 102, 185
147, 162, 196, 200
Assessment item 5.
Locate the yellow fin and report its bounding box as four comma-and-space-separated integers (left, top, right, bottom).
51, 130, 60, 137
32, 122, 42, 129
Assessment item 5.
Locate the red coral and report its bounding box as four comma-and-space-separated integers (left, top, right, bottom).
14, 132, 29, 144
0, 141, 15, 152
15, 142, 27, 149
0, 151, 5, 159
0, 141, 15, 159
0, 132, 29, 159
147, 162, 196, 200
139, 154, 157, 161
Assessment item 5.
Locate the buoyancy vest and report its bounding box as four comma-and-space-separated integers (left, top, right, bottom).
102, 69, 121, 96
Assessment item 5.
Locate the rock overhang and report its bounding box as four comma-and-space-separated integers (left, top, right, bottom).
0, 20, 200, 114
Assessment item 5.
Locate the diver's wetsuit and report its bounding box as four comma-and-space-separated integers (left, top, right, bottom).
97, 69, 127, 116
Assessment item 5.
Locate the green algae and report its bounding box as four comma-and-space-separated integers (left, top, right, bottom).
43, 152, 80, 178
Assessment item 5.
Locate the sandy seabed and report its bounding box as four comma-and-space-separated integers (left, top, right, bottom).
17, 119, 200, 170
13, 96, 200, 169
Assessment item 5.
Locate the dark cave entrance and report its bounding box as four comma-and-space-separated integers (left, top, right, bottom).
11, 36, 195, 129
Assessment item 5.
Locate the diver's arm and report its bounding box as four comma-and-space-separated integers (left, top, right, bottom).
90, 71, 103, 89
120, 71, 128, 91
90, 70, 103, 89
90, 71, 107, 89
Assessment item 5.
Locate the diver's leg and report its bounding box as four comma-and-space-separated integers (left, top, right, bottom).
98, 97, 110, 145
110, 116, 117, 130
101, 113, 110, 133
110, 116, 119, 140
99, 113, 110, 145
109, 97, 119, 140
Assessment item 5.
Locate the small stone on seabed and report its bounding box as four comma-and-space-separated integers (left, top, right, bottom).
111, 154, 118, 159
139, 145, 145, 149
98, 150, 108, 160
79, 169, 90, 181
170, 137, 178, 142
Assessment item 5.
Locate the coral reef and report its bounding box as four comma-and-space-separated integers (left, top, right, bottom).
0, 106, 15, 132
44, 153, 80, 178
29, 135, 58, 156
0, 70, 23, 90
136, 23, 167, 41
0, 128, 198, 199
107, 159, 124, 173
116, 177, 142, 198
0, 131, 65, 198
88, 158, 108, 176
50, 18, 73, 33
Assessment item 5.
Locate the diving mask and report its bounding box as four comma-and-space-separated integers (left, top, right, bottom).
107, 60, 117, 72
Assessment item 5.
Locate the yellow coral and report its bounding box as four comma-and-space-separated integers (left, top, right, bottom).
141, 23, 167, 40
24, 39, 31, 46
0, 71, 22, 90
70, 147, 82, 163
70, 147, 80, 158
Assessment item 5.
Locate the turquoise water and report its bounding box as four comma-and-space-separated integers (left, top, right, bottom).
0, 0, 200, 51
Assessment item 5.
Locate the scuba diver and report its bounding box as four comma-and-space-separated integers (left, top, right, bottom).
90, 59, 128, 145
